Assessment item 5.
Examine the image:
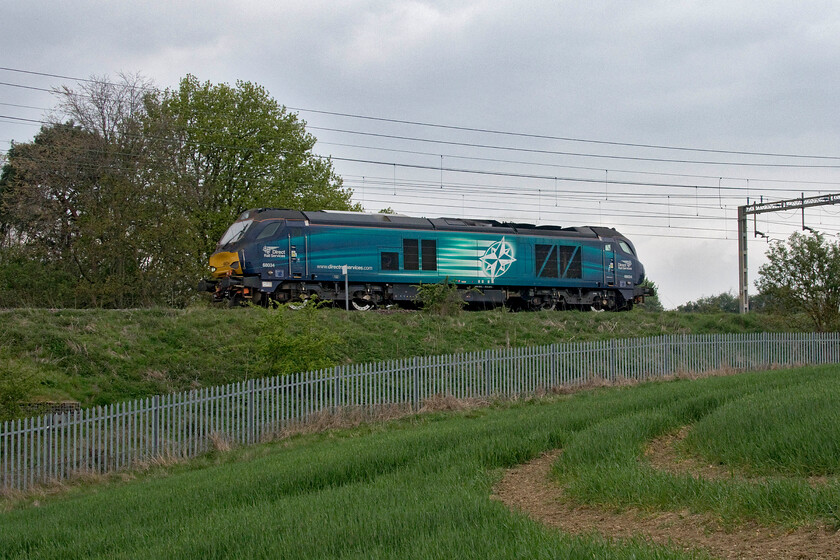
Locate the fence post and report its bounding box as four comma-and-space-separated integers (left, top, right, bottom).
247, 379, 255, 445
412, 357, 420, 411
763, 331, 770, 368
151, 395, 159, 457
481, 350, 493, 398
333, 366, 341, 411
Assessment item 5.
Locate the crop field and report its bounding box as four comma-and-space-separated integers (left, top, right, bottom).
2, 364, 838, 559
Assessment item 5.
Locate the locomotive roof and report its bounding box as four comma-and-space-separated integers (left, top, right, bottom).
239, 208, 624, 240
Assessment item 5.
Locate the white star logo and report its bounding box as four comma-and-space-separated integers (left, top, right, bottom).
479, 237, 516, 281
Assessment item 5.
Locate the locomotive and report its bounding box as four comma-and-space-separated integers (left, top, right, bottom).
199, 208, 650, 311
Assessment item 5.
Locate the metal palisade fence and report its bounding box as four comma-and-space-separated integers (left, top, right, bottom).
2, 332, 839, 492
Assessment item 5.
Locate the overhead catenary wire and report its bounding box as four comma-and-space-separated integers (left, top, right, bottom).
1, 121, 837, 215
311, 126, 840, 169
6, 94, 840, 189
356, 192, 840, 238
7, 131, 821, 233
2, 64, 840, 247
351, 180, 840, 229
2, 71, 840, 169
4, 114, 840, 195
0, 116, 826, 198
2, 64, 839, 161
288, 106, 840, 162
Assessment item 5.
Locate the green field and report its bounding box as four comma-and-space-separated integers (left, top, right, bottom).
0, 306, 801, 408
2, 365, 838, 559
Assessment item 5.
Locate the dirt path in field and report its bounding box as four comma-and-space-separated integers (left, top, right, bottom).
491, 449, 840, 560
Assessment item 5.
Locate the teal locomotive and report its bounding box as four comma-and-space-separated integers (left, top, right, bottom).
200, 208, 650, 310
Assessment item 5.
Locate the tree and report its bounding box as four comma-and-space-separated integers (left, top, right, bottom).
0, 122, 112, 306
636, 277, 663, 311
756, 231, 840, 331
142, 75, 358, 257
0, 73, 358, 307
677, 292, 739, 313
1, 73, 162, 307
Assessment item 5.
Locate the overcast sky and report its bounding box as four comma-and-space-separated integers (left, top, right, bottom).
3, 1, 840, 307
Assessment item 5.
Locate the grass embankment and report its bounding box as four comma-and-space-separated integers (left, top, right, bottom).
2, 365, 838, 559
0, 306, 798, 407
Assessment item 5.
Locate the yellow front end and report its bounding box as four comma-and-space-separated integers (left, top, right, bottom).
208, 251, 244, 279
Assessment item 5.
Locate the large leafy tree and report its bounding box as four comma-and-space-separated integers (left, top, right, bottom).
1, 74, 163, 307
143, 75, 357, 256
0, 124, 100, 306
0, 73, 357, 307
756, 231, 840, 331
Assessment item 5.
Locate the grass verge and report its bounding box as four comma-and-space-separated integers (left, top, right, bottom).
0, 305, 798, 408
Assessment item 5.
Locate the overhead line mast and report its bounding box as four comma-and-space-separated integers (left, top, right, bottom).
737, 193, 840, 314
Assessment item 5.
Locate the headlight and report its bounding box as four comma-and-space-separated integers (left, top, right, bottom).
210, 266, 217, 273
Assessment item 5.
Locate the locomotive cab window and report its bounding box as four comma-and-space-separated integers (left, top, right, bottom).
218, 219, 253, 247
618, 240, 635, 256
256, 221, 283, 240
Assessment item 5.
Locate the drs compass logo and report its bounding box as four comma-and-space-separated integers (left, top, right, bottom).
479, 237, 516, 282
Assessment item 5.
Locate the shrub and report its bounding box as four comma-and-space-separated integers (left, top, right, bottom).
0, 358, 37, 420
414, 278, 465, 316
254, 298, 344, 375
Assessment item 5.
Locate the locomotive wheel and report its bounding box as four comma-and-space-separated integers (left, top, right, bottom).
529, 296, 555, 311
351, 297, 375, 311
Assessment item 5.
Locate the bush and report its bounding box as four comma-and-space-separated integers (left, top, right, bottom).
0, 358, 37, 420
414, 278, 465, 316
677, 291, 739, 313
0, 247, 78, 308
255, 299, 344, 375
